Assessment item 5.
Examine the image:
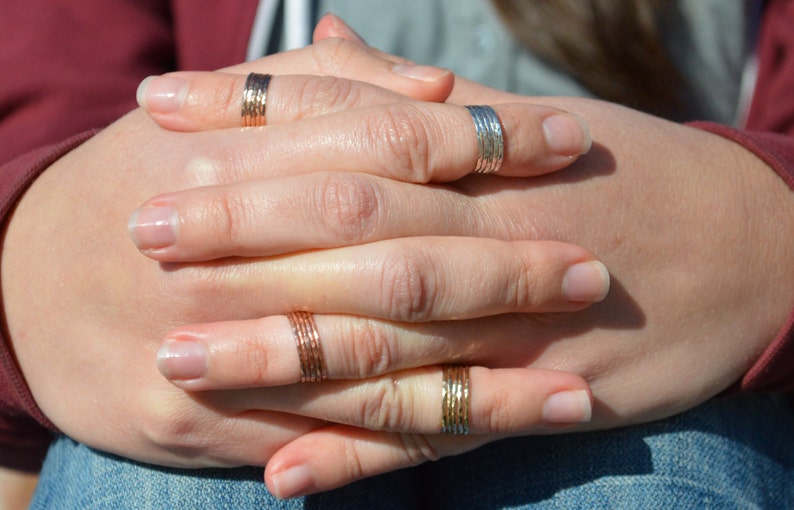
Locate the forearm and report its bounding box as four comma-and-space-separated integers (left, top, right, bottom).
0, 467, 37, 510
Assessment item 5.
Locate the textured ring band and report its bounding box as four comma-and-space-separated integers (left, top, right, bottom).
286, 311, 327, 382
441, 365, 470, 434
241, 72, 272, 127
465, 105, 504, 174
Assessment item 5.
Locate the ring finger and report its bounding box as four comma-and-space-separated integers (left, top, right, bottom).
215, 366, 593, 436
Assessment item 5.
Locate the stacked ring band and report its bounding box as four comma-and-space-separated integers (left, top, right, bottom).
465, 105, 504, 174
286, 311, 327, 383
441, 365, 471, 435
241, 72, 272, 127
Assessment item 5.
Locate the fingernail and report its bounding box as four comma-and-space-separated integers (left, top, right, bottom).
563, 261, 610, 303
326, 13, 367, 45
542, 390, 592, 423
128, 205, 179, 250
392, 64, 451, 84
270, 465, 315, 499
542, 113, 592, 157
157, 338, 208, 380
136, 75, 188, 113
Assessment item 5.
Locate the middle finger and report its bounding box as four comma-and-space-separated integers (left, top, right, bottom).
165, 237, 609, 323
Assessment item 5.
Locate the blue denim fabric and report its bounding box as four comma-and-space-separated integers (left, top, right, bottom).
31, 394, 794, 509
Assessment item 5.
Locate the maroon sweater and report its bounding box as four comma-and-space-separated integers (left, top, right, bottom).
1, 0, 793, 472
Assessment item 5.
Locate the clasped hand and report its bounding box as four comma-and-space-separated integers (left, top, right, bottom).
5, 14, 793, 500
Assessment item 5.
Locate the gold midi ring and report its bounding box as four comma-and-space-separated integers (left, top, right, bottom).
286, 311, 327, 383
441, 365, 470, 434
241, 72, 272, 127
465, 105, 504, 174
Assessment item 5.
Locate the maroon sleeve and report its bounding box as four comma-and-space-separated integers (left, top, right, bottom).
745, 0, 794, 137
688, 125, 794, 392
689, 0, 794, 392
0, 0, 174, 471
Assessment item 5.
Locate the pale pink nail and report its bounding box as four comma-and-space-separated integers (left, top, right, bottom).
128, 205, 179, 250
157, 338, 208, 380
563, 261, 610, 303
136, 75, 188, 113
542, 390, 592, 423
392, 64, 451, 83
270, 465, 315, 499
542, 114, 592, 157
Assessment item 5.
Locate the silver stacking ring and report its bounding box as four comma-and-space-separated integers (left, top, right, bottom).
241, 72, 272, 127
441, 365, 470, 435
286, 311, 327, 383
465, 105, 504, 174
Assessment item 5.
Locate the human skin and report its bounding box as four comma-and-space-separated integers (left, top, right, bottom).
5, 15, 793, 500
1, 34, 596, 478
126, 18, 794, 497
0, 466, 38, 510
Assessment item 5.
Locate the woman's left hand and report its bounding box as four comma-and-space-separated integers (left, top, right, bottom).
135, 61, 794, 498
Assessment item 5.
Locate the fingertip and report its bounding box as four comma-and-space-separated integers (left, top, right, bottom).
156, 337, 208, 382
542, 112, 592, 158
313, 13, 367, 45
127, 204, 179, 252
135, 74, 188, 114
266, 464, 316, 500
562, 260, 610, 303
136, 76, 155, 109
542, 389, 593, 424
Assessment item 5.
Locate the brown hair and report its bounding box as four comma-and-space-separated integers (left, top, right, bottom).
490, 0, 684, 118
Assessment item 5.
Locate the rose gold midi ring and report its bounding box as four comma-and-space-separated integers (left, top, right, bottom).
241, 72, 272, 127
465, 105, 504, 174
441, 365, 470, 434
286, 311, 327, 383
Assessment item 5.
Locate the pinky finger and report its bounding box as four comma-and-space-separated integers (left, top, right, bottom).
263, 367, 593, 499
265, 426, 490, 499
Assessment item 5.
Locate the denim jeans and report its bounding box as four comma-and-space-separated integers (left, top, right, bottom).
31, 394, 794, 509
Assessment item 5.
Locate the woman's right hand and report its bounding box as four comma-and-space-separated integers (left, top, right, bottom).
2, 40, 594, 469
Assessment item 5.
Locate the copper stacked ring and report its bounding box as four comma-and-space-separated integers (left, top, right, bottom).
441, 365, 471, 434
286, 311, 327, 383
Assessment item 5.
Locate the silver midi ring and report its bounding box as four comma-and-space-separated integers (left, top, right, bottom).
465, 105, 504, 174
441, 365, 470, 434
241, 72, 272, 127
286, 311, 327, 383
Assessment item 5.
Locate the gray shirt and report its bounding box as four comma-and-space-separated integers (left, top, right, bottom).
264, 0, 751, 124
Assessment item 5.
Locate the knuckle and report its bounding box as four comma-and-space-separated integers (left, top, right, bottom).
379, 247, 439, 322
199, 141, 257, 186
293, 76, 361, 118
137, 395, 205, 455
239, 328, 272, 384
506, 249, 548, 310
314, 173, 380, 244
479, 391, 516, 434
181, 155, 227, 188
359, 377, 407, 431
363, 104, 432, 182
162, 264, 227, 314
312, 38, 364, 75
398, 434, 443, 465
203, 189, 254, 249
217, 77, 242, 121
340, 441, 367, 481
347, 320, 395, 378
